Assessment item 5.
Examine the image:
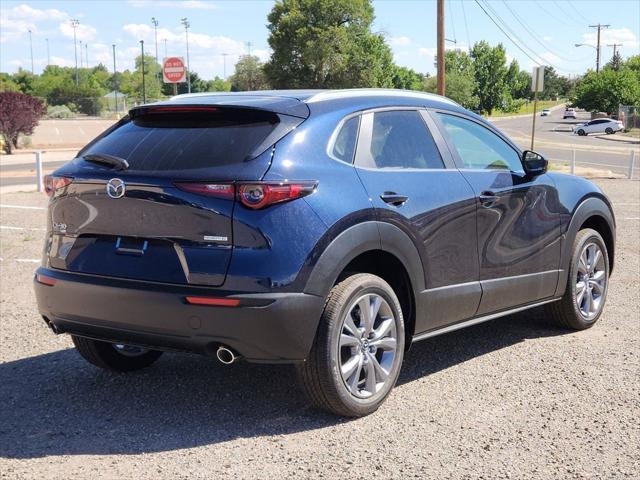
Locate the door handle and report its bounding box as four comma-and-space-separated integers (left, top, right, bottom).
380, 192, 409, 206
479, 191, 500, 207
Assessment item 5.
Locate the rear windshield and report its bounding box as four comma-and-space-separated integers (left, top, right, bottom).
82, 108, 279, 171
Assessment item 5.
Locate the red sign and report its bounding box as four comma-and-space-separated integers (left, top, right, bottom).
163, 57, 186, 83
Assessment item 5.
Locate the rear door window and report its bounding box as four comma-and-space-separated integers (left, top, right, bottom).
81, 108, 280, 171
355, 110, 444, 169
331, 116, 359, 163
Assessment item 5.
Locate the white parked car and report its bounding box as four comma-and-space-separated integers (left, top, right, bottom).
541, 109, 550, 116
563, 109, 576, 119
573, 118, 624, 136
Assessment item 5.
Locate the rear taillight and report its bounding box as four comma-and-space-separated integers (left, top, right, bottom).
174, 181, 317, 209
35, 273, 56, 286
238, 182, 317, 209
44, 175, 72, 197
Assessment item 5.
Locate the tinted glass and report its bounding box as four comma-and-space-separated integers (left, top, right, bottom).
357, 110, 444, 169
331, 116, 359, 163
82, 109, 279, 171
437, 113, 523, 172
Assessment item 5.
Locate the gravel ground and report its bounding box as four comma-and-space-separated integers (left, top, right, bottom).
1, 179, 638, 479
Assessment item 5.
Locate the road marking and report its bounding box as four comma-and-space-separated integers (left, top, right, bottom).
0, 204, 46, 210
621, 217, 640, 220
54, 127, 60, 136
16, 258, 40, 263
78, 127, 86, 136
1, 225, 46, 231
615, 203, 640, 206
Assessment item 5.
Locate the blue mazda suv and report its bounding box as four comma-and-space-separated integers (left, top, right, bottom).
35, 89, 615, 416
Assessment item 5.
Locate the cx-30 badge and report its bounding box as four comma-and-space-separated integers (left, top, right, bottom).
106, 178, 126, 199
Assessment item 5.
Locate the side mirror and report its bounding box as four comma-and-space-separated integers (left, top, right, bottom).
522, 150, 547, 176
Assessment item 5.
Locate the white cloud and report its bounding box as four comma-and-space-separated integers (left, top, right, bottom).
123, 23, 245, 53
539, 52, 561, 65
251, 49, 271, 63
0, 3, 68, 42
128, 0, 218, 9
543, 36, 553, 43
418, 47, 437, 57
389, 36, 411, 47
581, 27, 639, 52
59, 20, 97, 42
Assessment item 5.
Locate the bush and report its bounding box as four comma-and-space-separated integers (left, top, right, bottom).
0, 91, 46, 154
20, 135, 32, 148
46, 105, 75, 119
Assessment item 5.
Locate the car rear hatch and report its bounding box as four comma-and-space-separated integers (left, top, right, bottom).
46, 103, 305, 286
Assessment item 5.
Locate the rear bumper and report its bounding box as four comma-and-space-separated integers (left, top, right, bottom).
34, 268, 325, 363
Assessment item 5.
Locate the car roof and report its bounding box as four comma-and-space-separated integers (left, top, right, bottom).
160, 89, 462, 118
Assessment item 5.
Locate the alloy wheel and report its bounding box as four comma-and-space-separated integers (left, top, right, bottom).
575, 242, 607, 320
113, 344, 149, 357
338, 293, 398, 399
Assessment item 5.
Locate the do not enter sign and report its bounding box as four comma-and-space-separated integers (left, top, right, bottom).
163, 57, 186, 83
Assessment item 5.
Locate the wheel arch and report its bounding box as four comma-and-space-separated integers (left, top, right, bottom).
556, 196, 616, 297
304, 221, 425, 343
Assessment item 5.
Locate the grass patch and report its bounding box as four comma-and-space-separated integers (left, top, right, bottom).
489, 100, 565, 118
619, 128, 640, 139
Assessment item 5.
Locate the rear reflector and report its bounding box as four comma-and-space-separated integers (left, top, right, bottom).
44, 175, 72, 197
36, 273, 56, 286
175, 182, 235, 199
185, 296, 240, 307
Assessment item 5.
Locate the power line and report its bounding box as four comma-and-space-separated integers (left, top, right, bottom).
474, 0, 544, 67
447, 0, 457, 45
567, 0, 591, 24
460, 0, 471, 51
551, 0, 584, 27
500, 0, 582, 63
532, 0, 572, 27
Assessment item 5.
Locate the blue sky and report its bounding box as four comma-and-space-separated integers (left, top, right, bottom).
1, 0, 639, 79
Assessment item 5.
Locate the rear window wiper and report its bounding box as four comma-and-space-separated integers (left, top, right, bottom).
82, 153, 129, 171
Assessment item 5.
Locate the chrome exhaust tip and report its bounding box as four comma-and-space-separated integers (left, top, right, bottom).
216, 346, 239, 365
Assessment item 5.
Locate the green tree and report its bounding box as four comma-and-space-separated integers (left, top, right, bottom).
572, 68, 640, 114
470, 41, 508, 114
0, 73, 20, 92
541, 67, 571, 100
606, 51, 623, 71
445, 49, 474, 77
230, 55, 269, 91
207, 76, 232, 92
264, 0, 395, 88
424, 71, 478, 110
391, 66, 423, 90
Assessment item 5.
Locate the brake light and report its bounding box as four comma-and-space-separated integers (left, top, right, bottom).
44, 175, 72, 197
238, 182, 317, 209
145, 106, 219, 113
185, 296, 240, 307
175, 182, 235, 199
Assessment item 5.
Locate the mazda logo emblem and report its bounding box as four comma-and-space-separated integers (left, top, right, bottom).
106, 178, 126, 199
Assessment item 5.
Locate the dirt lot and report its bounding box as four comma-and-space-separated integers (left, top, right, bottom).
1, 179, 638, 479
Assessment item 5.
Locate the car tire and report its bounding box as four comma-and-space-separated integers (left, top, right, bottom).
545, 228, 609, 330
605, 127, 613, 134
297, 273, 405, 417
577, 129, 586, 136
72, 335, 163, 372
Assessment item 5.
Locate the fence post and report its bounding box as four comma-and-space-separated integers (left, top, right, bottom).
35, 151, 44, 192
571, 149, 576, 175
629, 150, 636, 179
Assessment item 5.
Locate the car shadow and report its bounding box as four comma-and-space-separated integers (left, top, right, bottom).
0, 307, 566, 459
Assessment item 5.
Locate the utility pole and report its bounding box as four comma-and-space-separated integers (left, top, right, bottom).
607, 43, 622, 59
85, 42, 89, 68
71, 19, 79, 85
45, 38, 50, 66
163, 38, 168, 58
436, 0, 445, 96
28, 30, 34, 74
151, 18, 160, 90
181, 18, 191, 93
221, 53, 229, 79
79, 40, 83, 68
589, 24, 610, 73
140, 40, 146, 103
112, 44, 118, 114
246, 41, 252, 56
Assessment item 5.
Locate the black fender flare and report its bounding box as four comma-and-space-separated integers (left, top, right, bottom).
303, 221, 425, 299
555, 196, 616, 297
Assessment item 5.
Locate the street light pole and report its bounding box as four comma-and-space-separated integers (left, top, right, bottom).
140, 40, 146, 103
575, 43, 599, 72
85, 42, 89, 68
28, 30, 34, 74
112, 44, 118, 114
436, 0, 445, 96
221, 53, 229, 79
45, 38, 50, 66
79, 40, 83, 68
71, 19, 79, 85
181, 18, 191, 93
163, 38, 168, 58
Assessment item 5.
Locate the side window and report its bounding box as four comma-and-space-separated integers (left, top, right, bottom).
436, 113, 523, 172
331, 116, 359, 163
356, 110, 444, 169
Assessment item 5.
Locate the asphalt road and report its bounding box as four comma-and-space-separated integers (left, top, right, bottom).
489, 108, 639, 176
0, 179, 638, 478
